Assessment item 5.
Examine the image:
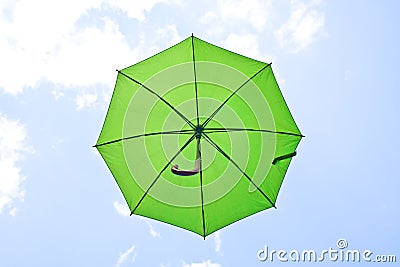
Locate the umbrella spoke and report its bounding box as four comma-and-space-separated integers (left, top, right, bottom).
197, 138, 206, 239
118, 70, 196, 129
201, 63, 271, 128
191, 34, 200, 127
94, 129, 195, 147
131, 133, 197, 215
204, 127, 304, 138
203, 133, 276, 208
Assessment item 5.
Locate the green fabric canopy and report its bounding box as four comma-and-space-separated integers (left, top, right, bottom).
95, 35, 303, 238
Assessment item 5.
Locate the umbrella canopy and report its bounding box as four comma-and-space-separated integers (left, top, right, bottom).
94, 34, 303, 238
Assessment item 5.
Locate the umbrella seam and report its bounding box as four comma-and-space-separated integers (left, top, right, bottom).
198, 138, 206, 239
192, 34, 206, 238
191, 34, 200, 127
204, 127, 304, 137
93, 129, 194, 147
94, 71, 120, 147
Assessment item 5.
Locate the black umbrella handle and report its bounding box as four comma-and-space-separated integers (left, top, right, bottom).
171, 138, 201, 176
272, 151, 297, 165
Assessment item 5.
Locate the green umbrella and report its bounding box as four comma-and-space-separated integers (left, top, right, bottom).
94, 34, 303, 238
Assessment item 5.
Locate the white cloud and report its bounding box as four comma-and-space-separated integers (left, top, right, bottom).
214, 231, 221, 253
0, 0, 181, 97
201, 0, 272, 33
113, 200, 130, 217
114, 245, 136, 267
275, 0, 325, 52
147, 221, 161, 238
156, 24, 181, 47
182, 260, 221, 267
75, 91, 98, 110
113, 200, 162, 238
9, 207, 17, 217
0, 0, 103, 94
129, 24, 182, 61
45, 18, 133, 90
105, 0, 182, 22
51, 90, 64, 101
221, 33, 273, 62
0, 114, 31, 215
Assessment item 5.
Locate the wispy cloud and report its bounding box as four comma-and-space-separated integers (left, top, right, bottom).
221, 33, 273, 62
113, 200, 162, 238
0, 0, 102, 94
214, 231, 221, 253
51, 90, 64, 101
114, 245, 136, 267
45, 19, 133, 91
75, 91, 98, 110
113, 200, 130, 217
0, 114, 32, 216
0, 0, 181, 96
201, 0, 272, 33
147, 221, 161, 238
105, 0, 182, 22
182, 260, 221, 267
275, 0, 325, 52
156, 24, 182, 47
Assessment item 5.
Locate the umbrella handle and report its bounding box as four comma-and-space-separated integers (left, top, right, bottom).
272, 151, 297, 165
171, 138, 201, 176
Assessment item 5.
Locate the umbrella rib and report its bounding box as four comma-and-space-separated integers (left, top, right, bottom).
130, 134, 197, 215
118, 70, 196, 129
201, 63, 271, 128
191, 34, 200, 127
198, 138, 206, 239
203, 133, 276, 208
93, 129, 194, 147
204, 127, 304, 138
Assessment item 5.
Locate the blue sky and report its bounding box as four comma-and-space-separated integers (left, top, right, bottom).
1, 0, 399, 266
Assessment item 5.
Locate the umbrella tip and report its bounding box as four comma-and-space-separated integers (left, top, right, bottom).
191, 33, 194, 37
